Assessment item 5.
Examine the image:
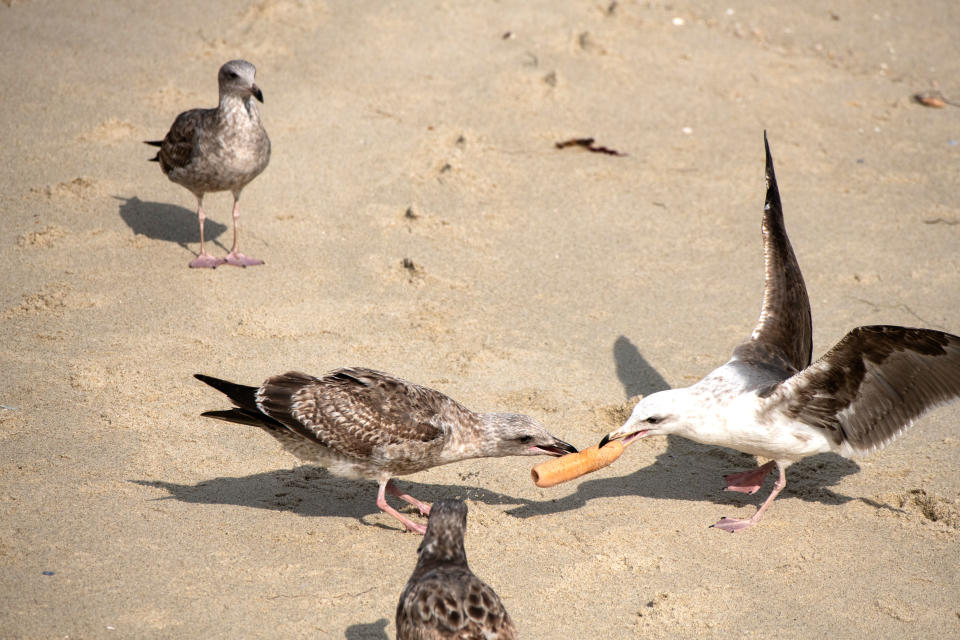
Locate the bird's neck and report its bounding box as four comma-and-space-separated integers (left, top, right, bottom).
412, 543, 469, 578
436, 410, 497, 461
660, 383, 751, 445
473, 412, 518, 456
219, 93, 260, 123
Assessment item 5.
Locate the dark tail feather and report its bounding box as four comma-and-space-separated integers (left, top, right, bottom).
194, 374, 260, 413
145, 140, 162, 162
201, 408, 269, 428
199, 407, 291, 436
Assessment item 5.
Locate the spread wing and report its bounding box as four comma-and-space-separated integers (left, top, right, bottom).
770, 326, 960, 454
732, 132, 812, 378
396, 567, 517, 640
255, 368, 457, 459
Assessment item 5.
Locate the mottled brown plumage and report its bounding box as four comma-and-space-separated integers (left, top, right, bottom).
396, 500, 517, 640
146, 59, 270, 268
195, 368, 577, 533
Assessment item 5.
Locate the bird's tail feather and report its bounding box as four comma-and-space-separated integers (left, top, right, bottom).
200, 408, 269, 428
194, 374, 260, 412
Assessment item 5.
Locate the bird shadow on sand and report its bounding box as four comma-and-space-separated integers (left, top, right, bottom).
130, 466, 548, 532
507, 335, 881, 521
344, 619, 389, 640
115, 195, 228, 255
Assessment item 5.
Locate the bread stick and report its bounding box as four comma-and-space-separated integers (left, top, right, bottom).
531, 440, 624, 488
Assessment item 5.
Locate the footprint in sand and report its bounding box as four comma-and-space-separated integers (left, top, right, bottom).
28, 177, 98, 200
17, 224, 67, 249
78, 119, 136, 144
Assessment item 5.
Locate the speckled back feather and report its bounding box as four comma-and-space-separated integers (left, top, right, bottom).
397, 501, 517, 640
255, 368, 473, 460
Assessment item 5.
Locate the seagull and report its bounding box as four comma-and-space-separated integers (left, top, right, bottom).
600, 132, 960, 533
194, 368, 577, 534
146, 59, 270, 268
396, 500, 518, 640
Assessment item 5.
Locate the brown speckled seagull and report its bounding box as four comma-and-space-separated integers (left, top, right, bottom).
195, 369, 577, 534
146, 59, 270, 268
600, 132, 960, 532
396, 500, 518, 640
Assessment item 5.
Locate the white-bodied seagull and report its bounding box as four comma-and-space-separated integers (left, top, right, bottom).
600, 133, 960, 532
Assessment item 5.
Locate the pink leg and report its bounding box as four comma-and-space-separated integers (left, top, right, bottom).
712, 464, 787, 533
224, 195, 264, 267
723, 460, 776, 494
386, 479, 432, 516
376, 480, 426, 534
189, 197, 225, 269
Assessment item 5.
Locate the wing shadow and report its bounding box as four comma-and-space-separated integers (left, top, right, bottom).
115, 195, 228, 253
345, 619, 389, 640
507, 335, 863, 519
614, 334, 670, 396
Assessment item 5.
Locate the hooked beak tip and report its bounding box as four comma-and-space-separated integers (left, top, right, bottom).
536, 440, 578, 456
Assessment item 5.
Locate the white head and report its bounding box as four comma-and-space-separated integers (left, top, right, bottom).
218, 59, 263, 103
599, 389, 695, 448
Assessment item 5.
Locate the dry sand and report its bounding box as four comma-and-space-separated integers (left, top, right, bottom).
2, 1, 959, 638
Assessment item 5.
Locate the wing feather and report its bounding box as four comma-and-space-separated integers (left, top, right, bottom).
772, 326, 960, 454
255, 368, 455, 459
155, 107, 215, 173
735, 133, 813, 376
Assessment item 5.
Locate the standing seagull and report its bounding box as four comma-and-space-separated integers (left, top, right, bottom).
194, 368, 577, 534
600, 133, 960, 533
396, 500, 518, 640
146, 59, 270, 268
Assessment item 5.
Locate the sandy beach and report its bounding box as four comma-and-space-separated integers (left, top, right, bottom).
2, 1, 958, 637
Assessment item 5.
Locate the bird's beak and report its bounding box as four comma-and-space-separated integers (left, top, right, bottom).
531, 438, 578, 457
599, 425, 648, 449
252, 84, 264, 103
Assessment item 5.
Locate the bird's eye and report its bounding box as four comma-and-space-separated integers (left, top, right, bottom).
517, 435, 533, 444
227, 71, 239, 79
645, 416, 662, 424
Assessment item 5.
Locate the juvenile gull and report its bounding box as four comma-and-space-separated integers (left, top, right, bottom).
195, 368, 576, 534
146, 59, 270, 268
600, 133, 960, 533
396, 500, 518, 640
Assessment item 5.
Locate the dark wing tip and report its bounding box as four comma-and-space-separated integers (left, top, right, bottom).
763, 131, 781, 212
144, 140, 163, 147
